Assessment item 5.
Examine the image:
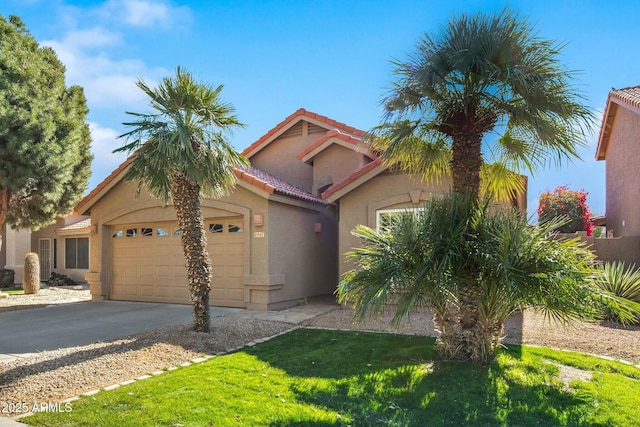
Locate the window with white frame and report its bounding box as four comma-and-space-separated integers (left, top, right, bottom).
65, 237, 89, 269
376, 208, 424, 233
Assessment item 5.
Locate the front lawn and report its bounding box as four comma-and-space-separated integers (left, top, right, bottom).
1, 287, 23, 295
23, 329, 640, 426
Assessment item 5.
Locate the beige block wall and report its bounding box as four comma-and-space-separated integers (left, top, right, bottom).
264, 200, 338, 308
312, 144, 366, 195
605, 107, 640, 237
249, 128, 324, 192
337, 172, 452, 277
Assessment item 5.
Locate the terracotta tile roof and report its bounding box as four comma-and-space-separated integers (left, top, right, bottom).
234, 167, 328, 205
242, 108, 366, 158
56, 218, 91, 231
297, 129, 369, 161
321, 157, 385, 199
596, 85, 640, 160
610, 85, 640, 109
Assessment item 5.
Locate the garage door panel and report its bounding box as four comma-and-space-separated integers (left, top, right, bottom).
156, 266, 170, 277
140, 286, 154, 296
140, 266, 153, 276
226, 243, 243, 255
227, 288, 244, 302
124, 247, 139, 258
111, 218, 245, 307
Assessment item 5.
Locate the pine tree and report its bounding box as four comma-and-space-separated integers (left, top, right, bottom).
0, 15, 92, 246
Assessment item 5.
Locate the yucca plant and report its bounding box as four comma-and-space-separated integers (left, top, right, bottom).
594, 262, 640, 323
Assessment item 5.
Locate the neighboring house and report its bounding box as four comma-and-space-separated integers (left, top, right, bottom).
594, 85, 640, 265
37, 109, 526, 310
1, 226, 31, 285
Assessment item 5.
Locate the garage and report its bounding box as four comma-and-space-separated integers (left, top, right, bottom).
110, 217, 245, 307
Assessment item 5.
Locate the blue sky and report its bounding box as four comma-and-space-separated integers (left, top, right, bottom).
3, 0, 640, 218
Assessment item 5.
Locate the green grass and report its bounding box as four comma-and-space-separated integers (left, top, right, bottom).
1, 287, 23, 295
23, 329, 640, 426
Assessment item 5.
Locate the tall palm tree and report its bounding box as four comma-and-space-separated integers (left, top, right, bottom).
115, 67, 248, 332
344, 9, 599, 364
368, 8, 595, 199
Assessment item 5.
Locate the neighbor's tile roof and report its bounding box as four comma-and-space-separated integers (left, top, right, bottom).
610, 85, 640, 109
596, 85, 640, 160
242, 108, 366, 158
234, 167, 328, 205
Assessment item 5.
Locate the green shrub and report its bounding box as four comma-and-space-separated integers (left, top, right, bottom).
47, 272, 76, 287
0, 269, 14, 288
595, 262, 640, 324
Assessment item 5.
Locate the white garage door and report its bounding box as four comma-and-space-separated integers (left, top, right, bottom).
110, 217, 245, 307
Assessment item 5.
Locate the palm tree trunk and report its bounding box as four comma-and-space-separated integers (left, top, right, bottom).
450, 131, 483, 198
171, 172, 212, 332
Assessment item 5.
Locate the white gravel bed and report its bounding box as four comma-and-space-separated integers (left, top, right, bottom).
0, 317, 294, 405
0, 287, 91, 311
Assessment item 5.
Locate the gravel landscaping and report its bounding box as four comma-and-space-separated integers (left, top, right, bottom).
0, 292, 639, 416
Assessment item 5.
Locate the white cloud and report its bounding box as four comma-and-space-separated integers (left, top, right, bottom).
63, 27, 122, 49
88, 122, 129, 184
97, 0, 191, 28
42, 38, 166, 108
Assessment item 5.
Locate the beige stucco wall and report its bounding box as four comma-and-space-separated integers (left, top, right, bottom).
86, 179, 268, 296
30, 219, 89, 283
337, 171, 452, 278
84, 177, 343, 309
311, 144, 366, 196
605, 106, 640, 237
249, 122, 327, 192
261, 200, 337, 309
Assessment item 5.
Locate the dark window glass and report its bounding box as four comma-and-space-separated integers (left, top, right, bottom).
65, 237, 89, 269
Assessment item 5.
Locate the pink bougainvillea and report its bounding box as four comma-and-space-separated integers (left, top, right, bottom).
538, 185, 594, 236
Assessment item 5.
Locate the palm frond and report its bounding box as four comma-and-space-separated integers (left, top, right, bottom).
114, 67, 247, 201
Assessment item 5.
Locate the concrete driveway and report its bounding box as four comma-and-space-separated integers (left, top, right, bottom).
0, 301, 240, 361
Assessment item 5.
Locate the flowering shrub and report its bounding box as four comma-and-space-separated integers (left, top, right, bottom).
538, 185, 594, 235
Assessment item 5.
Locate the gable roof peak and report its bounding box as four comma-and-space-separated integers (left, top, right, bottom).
242, 108, 366, 158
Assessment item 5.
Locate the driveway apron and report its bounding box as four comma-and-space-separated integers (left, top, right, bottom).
0, 301, 240, 359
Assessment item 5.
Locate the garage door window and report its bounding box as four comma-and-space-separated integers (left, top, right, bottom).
209, 223, 223, 233
126, 228, 137, 237
65, 237, 89, 269
113, 230, 123, 238
157, 228, 169, 237
229, 224, 242, 233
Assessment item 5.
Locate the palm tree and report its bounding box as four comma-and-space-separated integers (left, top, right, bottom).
338, 194, 640, 364
343, 9, 603, 364
368, 8, 594, 199
115, 67, 248, 332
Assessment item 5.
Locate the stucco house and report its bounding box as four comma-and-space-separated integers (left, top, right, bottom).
1, 227, 31, 285
31, 109, 526, 309
595, 85, 640, 264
